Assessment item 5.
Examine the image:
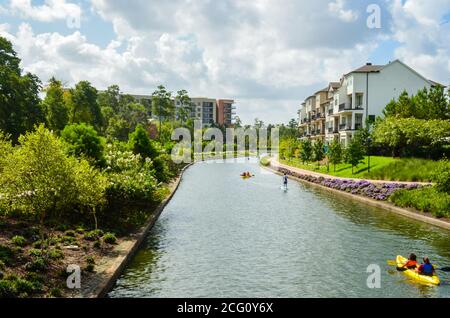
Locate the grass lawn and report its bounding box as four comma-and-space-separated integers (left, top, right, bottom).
280, 156, 443, 182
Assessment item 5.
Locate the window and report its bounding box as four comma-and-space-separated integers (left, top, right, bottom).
368, 115, 376, 124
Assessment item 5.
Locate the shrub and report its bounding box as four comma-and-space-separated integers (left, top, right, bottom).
48, 249, 64, 260
433, 159, 450, 194
64, 230, 76, 237
11, 236, 27, 247
48, 288, 62, 298
260, 156, 271, 167
390, 187, 450, 218
0, 260, 5, 270
86, 256, 95, 265
84, 229, 104, 241
0, 280, 16, 298
0, 245, 14, 265
26, 257, 48, 273
128, 124, 158, 160
102, 233, 117, 245
61, 123, 105, 166
28, 249, 43, 257
60, 236, 77, 245
85, 263, 95, 273
93, 241, 101, 249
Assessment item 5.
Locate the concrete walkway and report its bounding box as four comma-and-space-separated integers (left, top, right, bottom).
271, 158, 432, 186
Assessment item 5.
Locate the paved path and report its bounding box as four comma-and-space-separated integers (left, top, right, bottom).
270, 159, 433, 186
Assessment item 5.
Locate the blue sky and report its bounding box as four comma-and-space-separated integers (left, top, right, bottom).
0, 0, 449, 124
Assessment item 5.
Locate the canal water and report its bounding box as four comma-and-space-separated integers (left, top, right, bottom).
109, 160, 450, 298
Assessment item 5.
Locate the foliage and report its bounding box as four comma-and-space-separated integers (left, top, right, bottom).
300, 140, 313, 164
279, 138, 299, 161
390, 187, 450, 218
61, 123, 105, 166
102, 233, 117, 245
260, 156, 271, 167
328, 140, 343, 172
128, 124, 159, 160
383, 87, 449, 120
11, 236, 27, 247
313, 139, 325, 167
345, 135, 366, 174
176, 90, 194, 124
433, 159, 450, 194
0, 125, 107, 226
42, 77, 69, 133
67, 81, 104, 130
373, 117, 450, 158
152, 85, 174, 123
0, 36, 44, 142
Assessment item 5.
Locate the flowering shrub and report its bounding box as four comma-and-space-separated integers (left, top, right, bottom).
277, 167, 423, 201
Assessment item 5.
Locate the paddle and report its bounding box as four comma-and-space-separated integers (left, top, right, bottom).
387, 260, 450, 272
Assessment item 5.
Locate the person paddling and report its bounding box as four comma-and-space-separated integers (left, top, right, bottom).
417, 257, 435, 276
399, 253, 418, 270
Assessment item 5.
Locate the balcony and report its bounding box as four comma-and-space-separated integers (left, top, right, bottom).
339, 124, 352, 131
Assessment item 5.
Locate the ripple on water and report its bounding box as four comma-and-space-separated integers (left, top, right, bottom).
109, 161, 450, 298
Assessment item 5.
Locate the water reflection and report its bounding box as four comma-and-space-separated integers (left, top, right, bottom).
109, 161, 450, 298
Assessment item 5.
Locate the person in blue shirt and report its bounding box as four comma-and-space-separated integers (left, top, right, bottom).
417, 257, 435, 276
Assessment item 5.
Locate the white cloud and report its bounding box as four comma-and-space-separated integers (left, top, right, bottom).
9, 0, 81, 23
389, 0, 450, 84
2, 0, 448, 124
328, 0, 359, 22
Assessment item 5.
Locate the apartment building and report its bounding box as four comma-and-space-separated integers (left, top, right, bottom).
299, 60, 439, 146
217, 99, 236, 127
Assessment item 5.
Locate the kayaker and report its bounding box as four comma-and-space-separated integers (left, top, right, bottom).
400, 253, 418, 270
417, 257, 435, 276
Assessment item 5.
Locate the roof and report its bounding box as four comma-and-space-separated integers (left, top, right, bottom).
346, 64, 384, 75
328, 82, 340, 91
314, 87, 328, 95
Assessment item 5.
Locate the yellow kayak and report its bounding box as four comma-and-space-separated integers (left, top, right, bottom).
396, 255, 440, 286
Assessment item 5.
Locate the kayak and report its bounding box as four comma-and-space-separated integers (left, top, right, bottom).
241, 175, 253, 179
396, 255, 440, 286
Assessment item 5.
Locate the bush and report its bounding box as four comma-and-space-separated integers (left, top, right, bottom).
85, 263, 95, 273
390, 187, 450, 218
64, 230, 76, 237
0, 260, 5, 270
84, 229, 104, 241
93, 241, 101, 249
102, 233, 117, 245
48, 288, 62, 298
0, 280, 16, 298
0, 245, 14, 265
11, 236, 27, 247
433, 159, 450, 194
48, 249, 64, 260
260, 156, 271, 167
25, 257, 48, 273
86, 256, 95, 265
128, 124, 158, 160
61, 123, 105, 166
28, 249, 43, 257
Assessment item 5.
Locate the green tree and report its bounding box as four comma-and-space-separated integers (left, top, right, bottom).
345, 136, 365, 174
328, 139, 343, 172
42, 77, 69, 133
300, 140, 313, 164
0, 36, 44, 142
61, 123, 105, 166
313, 139, 325, 168
68, 81, 104, 130
128, 124, 159, 160
152, 86, 174, 136
176, 90, 194, 124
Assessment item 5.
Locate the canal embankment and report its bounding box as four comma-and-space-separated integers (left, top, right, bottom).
264, 159, 450, 231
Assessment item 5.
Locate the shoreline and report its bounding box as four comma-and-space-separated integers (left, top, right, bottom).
77, 163, 193, 298
263, 162, 450, 231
